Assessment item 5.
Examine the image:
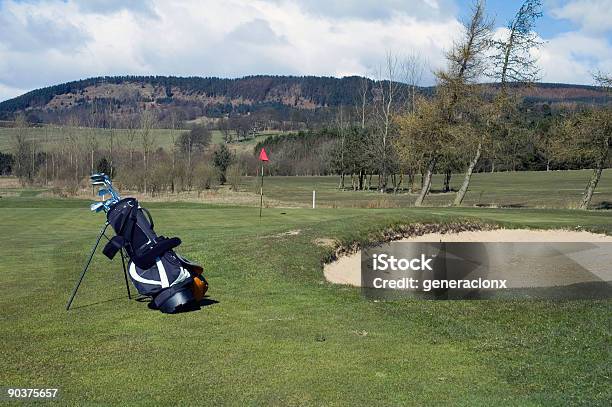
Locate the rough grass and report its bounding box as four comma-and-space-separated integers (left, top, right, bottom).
0, 195, 610, 405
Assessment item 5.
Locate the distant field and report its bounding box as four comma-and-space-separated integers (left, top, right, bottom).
241, 169, 612, 209
0, 126, 285, 153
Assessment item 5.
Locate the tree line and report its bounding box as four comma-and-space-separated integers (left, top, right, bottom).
2, 110, 254, 196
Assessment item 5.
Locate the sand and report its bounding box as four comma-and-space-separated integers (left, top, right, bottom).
323, 229, 612, 288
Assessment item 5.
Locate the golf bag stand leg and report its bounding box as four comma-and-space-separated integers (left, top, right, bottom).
65, 222, 109, 311
120, 249, 132, 300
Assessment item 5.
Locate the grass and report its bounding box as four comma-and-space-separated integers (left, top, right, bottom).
0, 193, 610, 405
241, 169, 612, 209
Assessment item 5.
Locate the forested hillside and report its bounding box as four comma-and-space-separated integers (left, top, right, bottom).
0, 76, 609, 129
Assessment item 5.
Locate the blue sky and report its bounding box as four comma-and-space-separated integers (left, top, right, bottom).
0, 0, 610, 101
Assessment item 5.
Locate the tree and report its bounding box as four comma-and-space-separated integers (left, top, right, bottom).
552, 108, 610, 209
372, 52, 403, 192
593, 71, 612, 88
11, 114, 30, 181
167, 112, 181, 193
403, 53, 425, 113
218, 118, 233, 143
65, 115, 82, 184
335, 106, 348, 189
551, 73, 611, 209
435, 0, 493, 206
140, 110, 157, 194
356, 76, 370, 130
394, 96, 453, 206
489, 0, 543, 89
105, 105, 117, 179
176, 124, 211, 168
0, 152, 13, 175
86, 106, 100, 175
533, 104, 556, 171
229, 116, 254, 141
125, 115, 139, 166
452, 0, 543, 205
213, 143, 233, 184
226, 163, 242, 191
193, 162, 218, 195
96, 157, 112, 175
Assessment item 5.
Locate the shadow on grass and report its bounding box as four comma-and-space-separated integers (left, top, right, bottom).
145, 296, 219, 314
70, 295, 218, 313
68, 295, 131, 310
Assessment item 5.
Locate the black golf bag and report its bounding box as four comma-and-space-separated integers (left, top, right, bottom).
102, 198, 208, 313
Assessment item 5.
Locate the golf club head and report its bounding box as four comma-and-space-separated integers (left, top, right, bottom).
104, 197, 118, 208
98, 188, 110, 197
90, 173, 110, 185
90, 202, 105, 212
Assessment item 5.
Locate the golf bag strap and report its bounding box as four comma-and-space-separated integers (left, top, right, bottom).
140, 207, 154, 230
102, 236, 125, 260
116, 200, 138, 235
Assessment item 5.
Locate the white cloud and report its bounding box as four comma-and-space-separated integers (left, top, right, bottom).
0, 82, 26, 101
536, 31, 612, 83
550, 0, 612, 33
0, 0, 610, 102
0, 0, 461, 101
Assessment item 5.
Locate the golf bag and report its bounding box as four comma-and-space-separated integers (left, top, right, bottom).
103, 197, 208, 313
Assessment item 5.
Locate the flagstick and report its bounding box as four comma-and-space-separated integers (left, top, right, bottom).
259, 162, 264, 217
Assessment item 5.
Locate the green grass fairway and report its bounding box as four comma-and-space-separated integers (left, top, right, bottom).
243, 169, 612, 209
0, 195, 610, 405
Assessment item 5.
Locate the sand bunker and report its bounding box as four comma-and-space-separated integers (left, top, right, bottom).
324, 229, 612, 288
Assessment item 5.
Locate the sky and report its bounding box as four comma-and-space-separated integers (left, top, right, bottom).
0, 0, 610, 102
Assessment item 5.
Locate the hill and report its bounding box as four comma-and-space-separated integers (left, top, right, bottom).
0, 75, 609, 127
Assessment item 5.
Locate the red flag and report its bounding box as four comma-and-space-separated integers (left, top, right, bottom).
259, 148, 269, 162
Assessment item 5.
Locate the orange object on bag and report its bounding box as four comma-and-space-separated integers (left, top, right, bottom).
191, 274, 208, 301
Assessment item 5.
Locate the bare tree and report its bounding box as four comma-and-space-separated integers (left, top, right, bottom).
373, 51, 403, 192
402, 53, 425, 113
65, 115, 82, 185
489, 0, 543, 90
422, 0, 493, 206
570, 72, 611, 209
435, 0, 496, 206
11, 114, 28, 181
140, 110, 157, 195
452, 0, 544, 205
356, 76, 370, 130
593, 71, 612, 90
336, 106, 348, 189
125, 115, 139, 166
105, 104, 118, 179
86, 105, 101, 175
438, 0, 492, 87
169, 112, 179, 193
